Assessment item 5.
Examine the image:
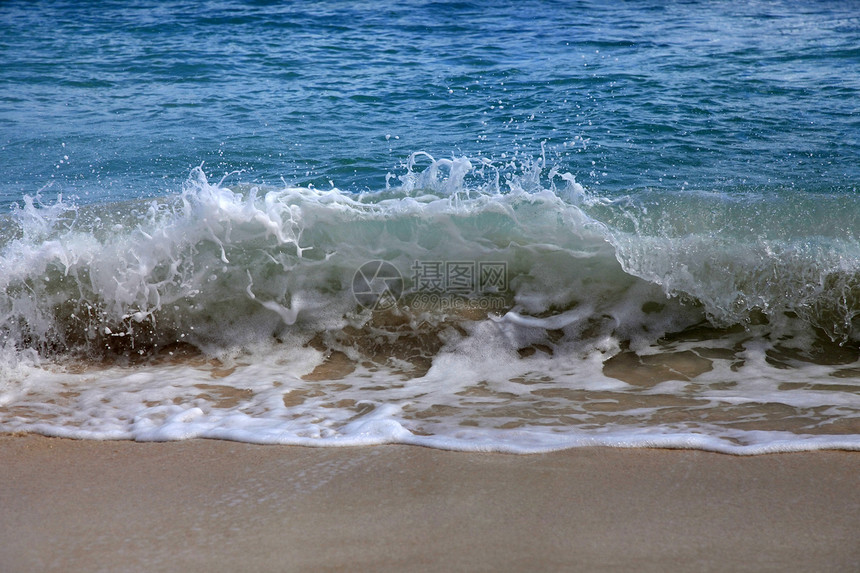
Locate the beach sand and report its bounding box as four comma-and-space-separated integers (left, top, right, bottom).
0, 435, 857, 572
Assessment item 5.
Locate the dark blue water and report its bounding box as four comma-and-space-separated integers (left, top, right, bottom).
1, 0, 858, 206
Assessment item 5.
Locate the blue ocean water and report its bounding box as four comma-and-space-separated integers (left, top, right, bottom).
2, 0, 858, 202
0, 0, 858, 452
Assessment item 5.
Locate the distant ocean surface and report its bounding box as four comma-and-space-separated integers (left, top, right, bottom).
1, 0, 858, 453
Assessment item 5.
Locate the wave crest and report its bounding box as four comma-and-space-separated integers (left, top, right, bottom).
1, 159, 858, 365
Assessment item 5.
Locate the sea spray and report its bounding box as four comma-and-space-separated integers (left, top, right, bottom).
0, 160, 858, 453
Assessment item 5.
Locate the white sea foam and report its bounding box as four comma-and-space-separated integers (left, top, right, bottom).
3, 337, 857, 454
0, 159, 858, 453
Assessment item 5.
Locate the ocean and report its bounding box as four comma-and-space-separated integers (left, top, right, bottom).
1, 0, 858, 453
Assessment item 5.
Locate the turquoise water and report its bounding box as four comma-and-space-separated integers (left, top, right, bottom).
2, 0, 858, 201
0, 1, 858, 452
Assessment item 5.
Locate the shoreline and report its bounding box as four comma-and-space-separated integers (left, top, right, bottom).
1, 434, 858, 572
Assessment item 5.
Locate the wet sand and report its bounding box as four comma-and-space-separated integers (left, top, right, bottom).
0, 435, 857, 572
